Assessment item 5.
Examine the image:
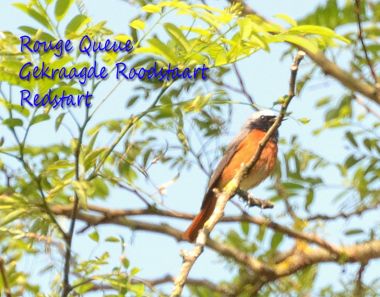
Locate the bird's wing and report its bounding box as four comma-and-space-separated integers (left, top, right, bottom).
201, 129, 249, 209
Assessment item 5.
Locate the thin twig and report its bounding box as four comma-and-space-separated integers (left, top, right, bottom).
354, 262, 367, 297
0, 258, 12, 297
353, 94, 380, 120
237, 189, 273, 209
169, 51, 305, 297
354, 0, 379, 92
306, 200, 380, 221
232, 63, 259, 109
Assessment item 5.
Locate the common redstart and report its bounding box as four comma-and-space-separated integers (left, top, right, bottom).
182, 110, 279, 242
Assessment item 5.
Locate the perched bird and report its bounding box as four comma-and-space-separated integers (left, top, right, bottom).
182, 110, 279, 242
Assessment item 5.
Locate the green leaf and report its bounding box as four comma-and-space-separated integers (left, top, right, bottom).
282, 182, 304, 190
3, 118, 23, 128
315, 96, 331, 107
84, 148, 107, 170
280, 34, 319, 53
274, 13, 298, 27
31, 114, 50, 125
65, 14, 91, 37
105, 236, 120, 242
0, 209, 25, 226
289, 25, 350, 43
148, 37, 177, 63
88, 230, 100, 242
345, 131, 358, 147
121, 257, 130, 268
13, 3, 52, 31
240, 221, 250, 236
72, 180, 90, 208
164, 23, 190, 52
142, 4, 161, 13
305, 188, 314, 210
55, 113, 66, 131
344, 155, 363, 169
298, 117, 310, 124
47, 179, 71, 200
47, 160, 73, 171
130, 283, 145, 297
129, 19, 145, 31
237, 17, 253, 40
55, 0, 75, 21
19, 26, 55, 41
270, 232, 283, 250
114, 34, 133, 43
363, 138, 374, 151
0, 98, 30, 117
345, 229, 364, 236
130, 267, 140, 276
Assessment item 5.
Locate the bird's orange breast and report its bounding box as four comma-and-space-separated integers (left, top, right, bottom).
217, 129, 277, 190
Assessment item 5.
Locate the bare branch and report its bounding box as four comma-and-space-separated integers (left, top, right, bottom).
136, 274, 232, 294
306, 201, 380, 221
80, 274, 231, 295
354, 0, 379, 90
231, 63, 258, 109
225, 215, 341, 255
237, 189, 274, 209
274, 240, 380, 277
354, 262, 367, 297
51, 203, 342, 254
51, 204, 380, 286
53, 205, 272, 275
353, 94, 380, 120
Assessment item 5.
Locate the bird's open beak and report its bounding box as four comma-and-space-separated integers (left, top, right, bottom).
268, 116, 277, 124
271, 116, 288, 123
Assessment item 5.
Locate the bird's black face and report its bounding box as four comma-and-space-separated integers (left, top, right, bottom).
249, 115, 277, 132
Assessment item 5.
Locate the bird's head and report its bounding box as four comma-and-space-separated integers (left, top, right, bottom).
245, 109, 278, 132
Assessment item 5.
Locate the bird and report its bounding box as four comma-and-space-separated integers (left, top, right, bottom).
182, 110, 279, 242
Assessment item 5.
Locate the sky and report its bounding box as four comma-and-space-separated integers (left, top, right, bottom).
0, 0, 378, 296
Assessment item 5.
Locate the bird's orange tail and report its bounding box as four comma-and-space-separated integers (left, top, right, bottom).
182, 194, 217, 242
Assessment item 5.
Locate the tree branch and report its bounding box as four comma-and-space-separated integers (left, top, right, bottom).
236, 189, 274, 209
354, 262, 367, 297
80, 274, 231, 295
0, 258, 12, 297
52, 203, 380, 289
306, 200, 380, 221
353, 94, 380, 120
232, 63, 258, 109
354, 0, 379, 90
51, 203, 341, 254
274, 240, 380, 277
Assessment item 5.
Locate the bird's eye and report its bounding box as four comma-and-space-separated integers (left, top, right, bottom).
260, 115, 265, 120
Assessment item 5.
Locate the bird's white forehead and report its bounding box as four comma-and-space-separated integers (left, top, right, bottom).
250, 109, 277, 121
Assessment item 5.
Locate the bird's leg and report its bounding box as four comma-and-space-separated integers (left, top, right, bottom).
236, 189, 274, 209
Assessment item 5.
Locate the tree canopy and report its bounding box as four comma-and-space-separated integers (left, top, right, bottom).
0, 0, 379, 296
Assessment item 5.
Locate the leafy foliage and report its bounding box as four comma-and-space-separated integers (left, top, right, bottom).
0, 0, 379, 296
